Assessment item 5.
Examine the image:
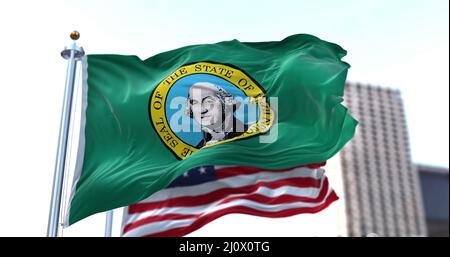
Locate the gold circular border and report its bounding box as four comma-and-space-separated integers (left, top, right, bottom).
150, 61, 274, 159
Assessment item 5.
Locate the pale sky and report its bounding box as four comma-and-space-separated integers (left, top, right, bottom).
0, 0, 448, 236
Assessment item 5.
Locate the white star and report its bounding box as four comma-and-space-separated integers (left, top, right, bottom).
183, 171, 189, 177
199, 167, 206, 174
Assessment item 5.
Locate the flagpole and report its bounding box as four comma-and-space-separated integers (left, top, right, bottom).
104, 210, 114, 237
47, 31, 85, 237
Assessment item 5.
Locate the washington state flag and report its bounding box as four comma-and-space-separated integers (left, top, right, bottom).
65, 34, 357, 226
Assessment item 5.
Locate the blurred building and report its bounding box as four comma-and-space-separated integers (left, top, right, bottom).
417, 164, 449, 237
340, 83, 427, 236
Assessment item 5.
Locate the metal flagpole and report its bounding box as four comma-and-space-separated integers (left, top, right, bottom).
47, 31, 85, 237
104, 210, 114, 237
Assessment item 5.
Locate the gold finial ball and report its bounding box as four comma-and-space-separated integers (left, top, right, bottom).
70, 31, 80, 40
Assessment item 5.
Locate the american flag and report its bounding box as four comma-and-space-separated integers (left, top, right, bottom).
121, 163, 337, 237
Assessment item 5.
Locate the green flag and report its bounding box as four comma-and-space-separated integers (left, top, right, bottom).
65, 34, 357, 226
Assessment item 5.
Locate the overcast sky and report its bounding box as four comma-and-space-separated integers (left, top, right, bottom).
0, 0, 448, 236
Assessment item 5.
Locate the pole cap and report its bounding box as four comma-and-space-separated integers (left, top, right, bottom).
70, 31, 80, 40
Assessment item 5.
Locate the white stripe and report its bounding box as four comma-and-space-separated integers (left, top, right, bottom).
124, 219, 196, 237
122, 185, 333, 237
126, 182, 325, 224
63, 56, 89, 227
140, 167, 324, 203
124, 174, 327, 226
121, 180, 323, 233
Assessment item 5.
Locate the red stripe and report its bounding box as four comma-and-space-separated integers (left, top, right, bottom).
123, 213, 198, 234
128, 177, 322, 214
144, 191, 339, 237
123, 178, 330, 234
216, 162, 326, 179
